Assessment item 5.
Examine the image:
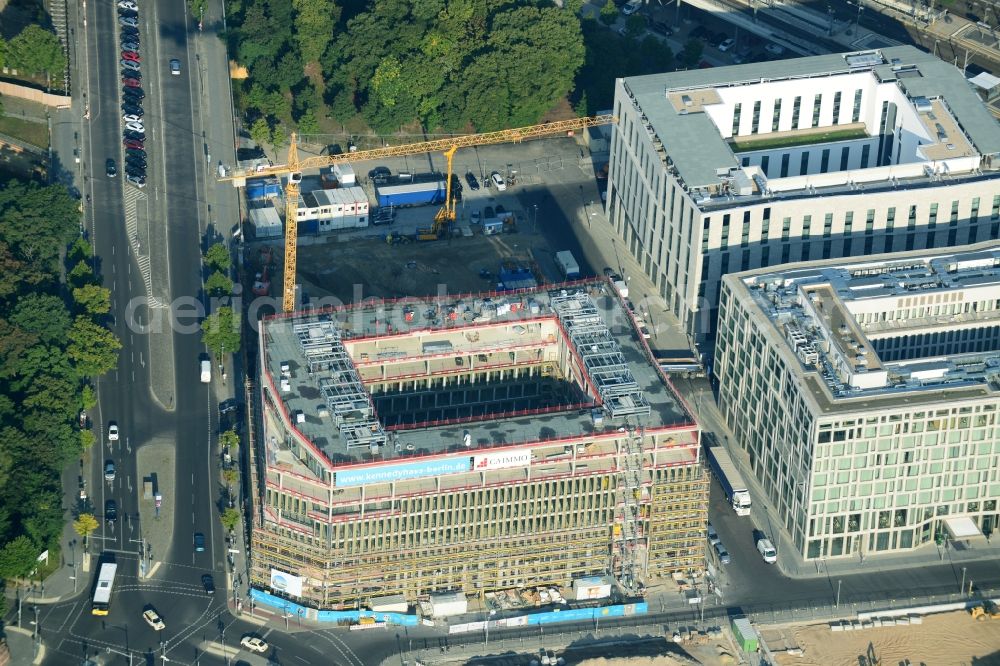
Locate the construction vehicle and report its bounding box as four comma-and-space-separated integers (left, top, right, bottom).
221, 115, 616, 312
971, 600, 1000, 620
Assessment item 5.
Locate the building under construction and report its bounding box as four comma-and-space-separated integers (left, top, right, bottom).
247, 280, 707, 610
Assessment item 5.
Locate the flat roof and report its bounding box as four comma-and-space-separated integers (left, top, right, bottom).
261, 282, 692, 466
621, 46, 1000, 191
725, 241, 1000, 415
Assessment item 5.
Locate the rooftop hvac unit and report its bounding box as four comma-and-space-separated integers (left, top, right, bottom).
280, 361, 291, 375
280, 378, 291, 392
295, 410, 305, 423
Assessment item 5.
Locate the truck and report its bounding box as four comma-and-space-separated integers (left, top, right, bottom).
555, 250, 581, 280
705, 443, 752, 516
375, 180, 446, 208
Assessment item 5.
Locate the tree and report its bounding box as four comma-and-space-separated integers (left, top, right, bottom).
205, 271, 234, 296
249, 118, 272, 150
625, 14, 647, 38
72, 284, 111, 316
72, 514, 99, 549
68, 260, 94, 287
270, 124, 287, 152
67, 317, 121, 377
6, 26, 67, 81
201, 307, 241, 356
220, 508, 241, 533
204, 242, 231, 272
0, 535, 38, 581
296, 108, 320, 135
222, 467, 239, 488
219, 429, 240, 453
11, 294, 71, 344
188, 0, 207, 22
599, 0, 619, 26
81, 384, 97, 410
681, 38, 704, 67
293, 0, 340, 67
80, 429, 96, 451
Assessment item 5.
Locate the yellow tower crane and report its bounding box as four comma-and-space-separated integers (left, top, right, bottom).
221, 114, 616, 313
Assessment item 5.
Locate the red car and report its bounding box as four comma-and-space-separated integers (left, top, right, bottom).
122, 77, 141, 88
123, 138, 144, 150
121, 51, 141, 63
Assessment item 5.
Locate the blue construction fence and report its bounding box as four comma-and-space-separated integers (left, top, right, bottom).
250, 589, 646, 628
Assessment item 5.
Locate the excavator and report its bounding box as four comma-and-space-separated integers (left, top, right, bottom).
970, 600, 1000, 620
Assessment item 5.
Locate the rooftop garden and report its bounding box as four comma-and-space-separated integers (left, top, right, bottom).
730, 127, 869, 152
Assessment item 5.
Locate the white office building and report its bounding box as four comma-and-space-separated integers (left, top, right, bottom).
714, 243, 1000, 560
607, 46, 1000, 344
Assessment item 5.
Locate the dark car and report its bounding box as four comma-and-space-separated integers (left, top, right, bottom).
194, 532, 206, 552
125, 148, 146, 160
464, 171, 480, 191
202, 574, 215, 595
709, 31, 728, 48
121, 40, 140, 52
122, 78, 141, 88
650, 21, 674, 36
691, 25, 711, 40
121, 68, 141, 79
123, 138, 144, 150
123, 130, 145, 141
106, 158, 117, 177
122, 104, 144, 117
126, 166, 146, 179
105, 499, 118, 522
126, 157, 147, 171
123, 87, 145, 100
368, 166, 391, 183
484, 205, 495, 219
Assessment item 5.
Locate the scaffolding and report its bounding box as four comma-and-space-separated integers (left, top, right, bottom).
550, 290, 650, 419
292, 318, 387, 451
615, 425, 645, 594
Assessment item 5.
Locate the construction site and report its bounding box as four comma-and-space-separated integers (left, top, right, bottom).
245, 279, 708, 610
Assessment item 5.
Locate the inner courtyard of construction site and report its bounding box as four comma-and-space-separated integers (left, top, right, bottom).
247, 277, 708, 611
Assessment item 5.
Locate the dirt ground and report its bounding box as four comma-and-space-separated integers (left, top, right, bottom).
293, 230, 547, 304
772, 611, 1000, 666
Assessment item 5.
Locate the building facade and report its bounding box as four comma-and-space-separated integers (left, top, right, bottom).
714, 244, 1000, 561
607, 46, 1000, 343
248, 283, 708, 609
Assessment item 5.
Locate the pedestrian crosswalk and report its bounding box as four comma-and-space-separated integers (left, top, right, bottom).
123, 188, 167, 309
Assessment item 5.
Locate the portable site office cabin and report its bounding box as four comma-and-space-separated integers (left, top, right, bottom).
731, 616, 758, 652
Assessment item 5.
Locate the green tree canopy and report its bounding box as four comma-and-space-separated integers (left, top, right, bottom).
292, 0, 340, 67
249, 118, 272, 151
72, 284, 111, 316
201, 306, 241, 356
6, 26, 66, 80
681, 38, 704, 67
204, 242, 231, 272
205, 271, 233, 297
625, 14, 647, 38
0, 535, 38, 580
72, 514, 98, 547
599, 0, 619, 26
219, 429, 240, 452
11, 294, 72, 344
67, 317, 121, 377
220, 507, 241, 533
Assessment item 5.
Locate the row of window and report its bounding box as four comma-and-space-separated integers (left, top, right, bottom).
731, 89, 863, 137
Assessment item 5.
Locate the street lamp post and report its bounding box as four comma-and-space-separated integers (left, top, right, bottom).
483, 609, 496, 649
961, 567, 967, 595
836, 579, 842, 608
532, 204, 538, 234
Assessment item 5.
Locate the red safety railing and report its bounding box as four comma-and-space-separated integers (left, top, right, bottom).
384, 400, 597, 431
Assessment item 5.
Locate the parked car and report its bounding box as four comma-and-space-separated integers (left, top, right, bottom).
123, 138, 145, 150
650, 21, 674, 37
464, 171, 480, 190
123, 86, 144, 99
368, 166, 391, 183
122, 114, 142, 123
707, 522, 721, 546
121, 68, 141, 79
240, 637, 268, 653
118, 8, 138, 19
126, 173, 146, 188
121, 41, 140, 52
106, 159, 117, 177
691, 25, 711, 40
105, 499, 118, 522
714, 541, 731, 564
490, 171, 506, 191
121, 104, 144, 117
126, 157, 147, 170
756, 536, 777, 563
118, 0, 138, 10
123, 130, 145, 142
718, 38, 736, 52
764, 42, 786, 56
122, 78, 141, 88
121, 51, 141, 63
125, 121, 145, 134
142, 608, 166, 631
125, 148, 146, 160
119, 16, 138, 27
121, 59, 140, 71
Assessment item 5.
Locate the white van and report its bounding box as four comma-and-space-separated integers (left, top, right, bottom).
756, 537, 777, 563
200, 359, 211, 383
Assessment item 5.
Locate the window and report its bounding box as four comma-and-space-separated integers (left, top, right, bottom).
844, 211, 854, 234
702, 217, 711, 245
908, 205, 917, 227
929, 203, 938, 227
780, 153, 790, 177
852, 89, 863, 123
812, 94, 822, 127
865, 209, 875, 234
803, 214, 812, 236
992, 195, 1000, 220
732, 103, 742, 136
861, 143, 871, 167
971, 197, 980, 220
887, 207, 896, 228
772, 99, 782, 132
832, 91, 842, 125
782, 216, 791, 240
800, 152, 809, 174
792, 96, 802, 128
823, 213, 833, 237
820, 149, 830, 172
751, 100, 762, 134
950, 200, 959, 225
761, 155, 770, 175
840, 146, 850, 171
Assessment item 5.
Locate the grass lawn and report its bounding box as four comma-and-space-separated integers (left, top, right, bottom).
730, 127, 868, 152
0, 116, 50, 149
